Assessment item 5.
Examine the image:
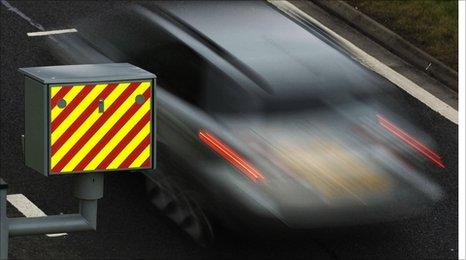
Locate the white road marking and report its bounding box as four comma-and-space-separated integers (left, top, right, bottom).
1, 0, 45, 31
27, 28, 77, 37
269, 1, 458, 124
6, 194, 67, 237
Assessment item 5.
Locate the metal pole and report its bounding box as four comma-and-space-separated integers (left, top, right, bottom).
8, 173, 103, 236
74, 173, 104, 230
8, 214, 90, 236
79, 200, 98, 230
1, 173, 104, 258
0, 179, 8, 259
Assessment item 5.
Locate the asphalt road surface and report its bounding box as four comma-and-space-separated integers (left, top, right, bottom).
0, 1, 458, 259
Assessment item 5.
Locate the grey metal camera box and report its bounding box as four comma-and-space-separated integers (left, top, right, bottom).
19, 63, 156, 176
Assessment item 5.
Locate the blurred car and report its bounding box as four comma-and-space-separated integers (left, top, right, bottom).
46, 1, 443, 245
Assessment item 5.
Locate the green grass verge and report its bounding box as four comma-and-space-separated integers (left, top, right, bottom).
344, 0, 458, 71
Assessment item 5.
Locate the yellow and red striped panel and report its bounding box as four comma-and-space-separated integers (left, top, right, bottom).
49, 81, 153, 174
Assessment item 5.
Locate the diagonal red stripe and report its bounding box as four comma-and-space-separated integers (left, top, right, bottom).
141, 157, 151, 168
73, 88, 151, 171
51, 86, 72, 108
51, 83, 119, 155
51, 82, 142, 173
118, 134, 151, 169
51, 85, 95, 131
96, 111, 151, 170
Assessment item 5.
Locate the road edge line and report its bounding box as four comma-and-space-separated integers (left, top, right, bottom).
310, 0, 458, 92
269, 0, 458, 125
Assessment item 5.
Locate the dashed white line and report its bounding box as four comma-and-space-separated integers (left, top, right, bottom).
1, 0, 45, 31
6, 194, 67, 237
269, 0, 458, 124
27, 28, 77, 37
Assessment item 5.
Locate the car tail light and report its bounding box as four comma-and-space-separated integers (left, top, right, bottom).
377, 115, 445, 168
198, 130, 265, 182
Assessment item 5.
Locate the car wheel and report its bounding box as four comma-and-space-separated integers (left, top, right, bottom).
145, 172, 215, 247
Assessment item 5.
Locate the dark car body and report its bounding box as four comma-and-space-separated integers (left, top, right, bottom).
46, 1, 442, 231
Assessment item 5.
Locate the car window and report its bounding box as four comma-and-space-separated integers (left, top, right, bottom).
78, 7, 256, 114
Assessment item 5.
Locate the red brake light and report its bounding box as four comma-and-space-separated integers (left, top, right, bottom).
198, 130, 265, 182
377, 115, 445, 168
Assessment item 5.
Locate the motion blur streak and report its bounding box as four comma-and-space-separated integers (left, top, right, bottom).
40, 0, 445, 230
199, 130, 265, 182
377, 115, 445, 168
